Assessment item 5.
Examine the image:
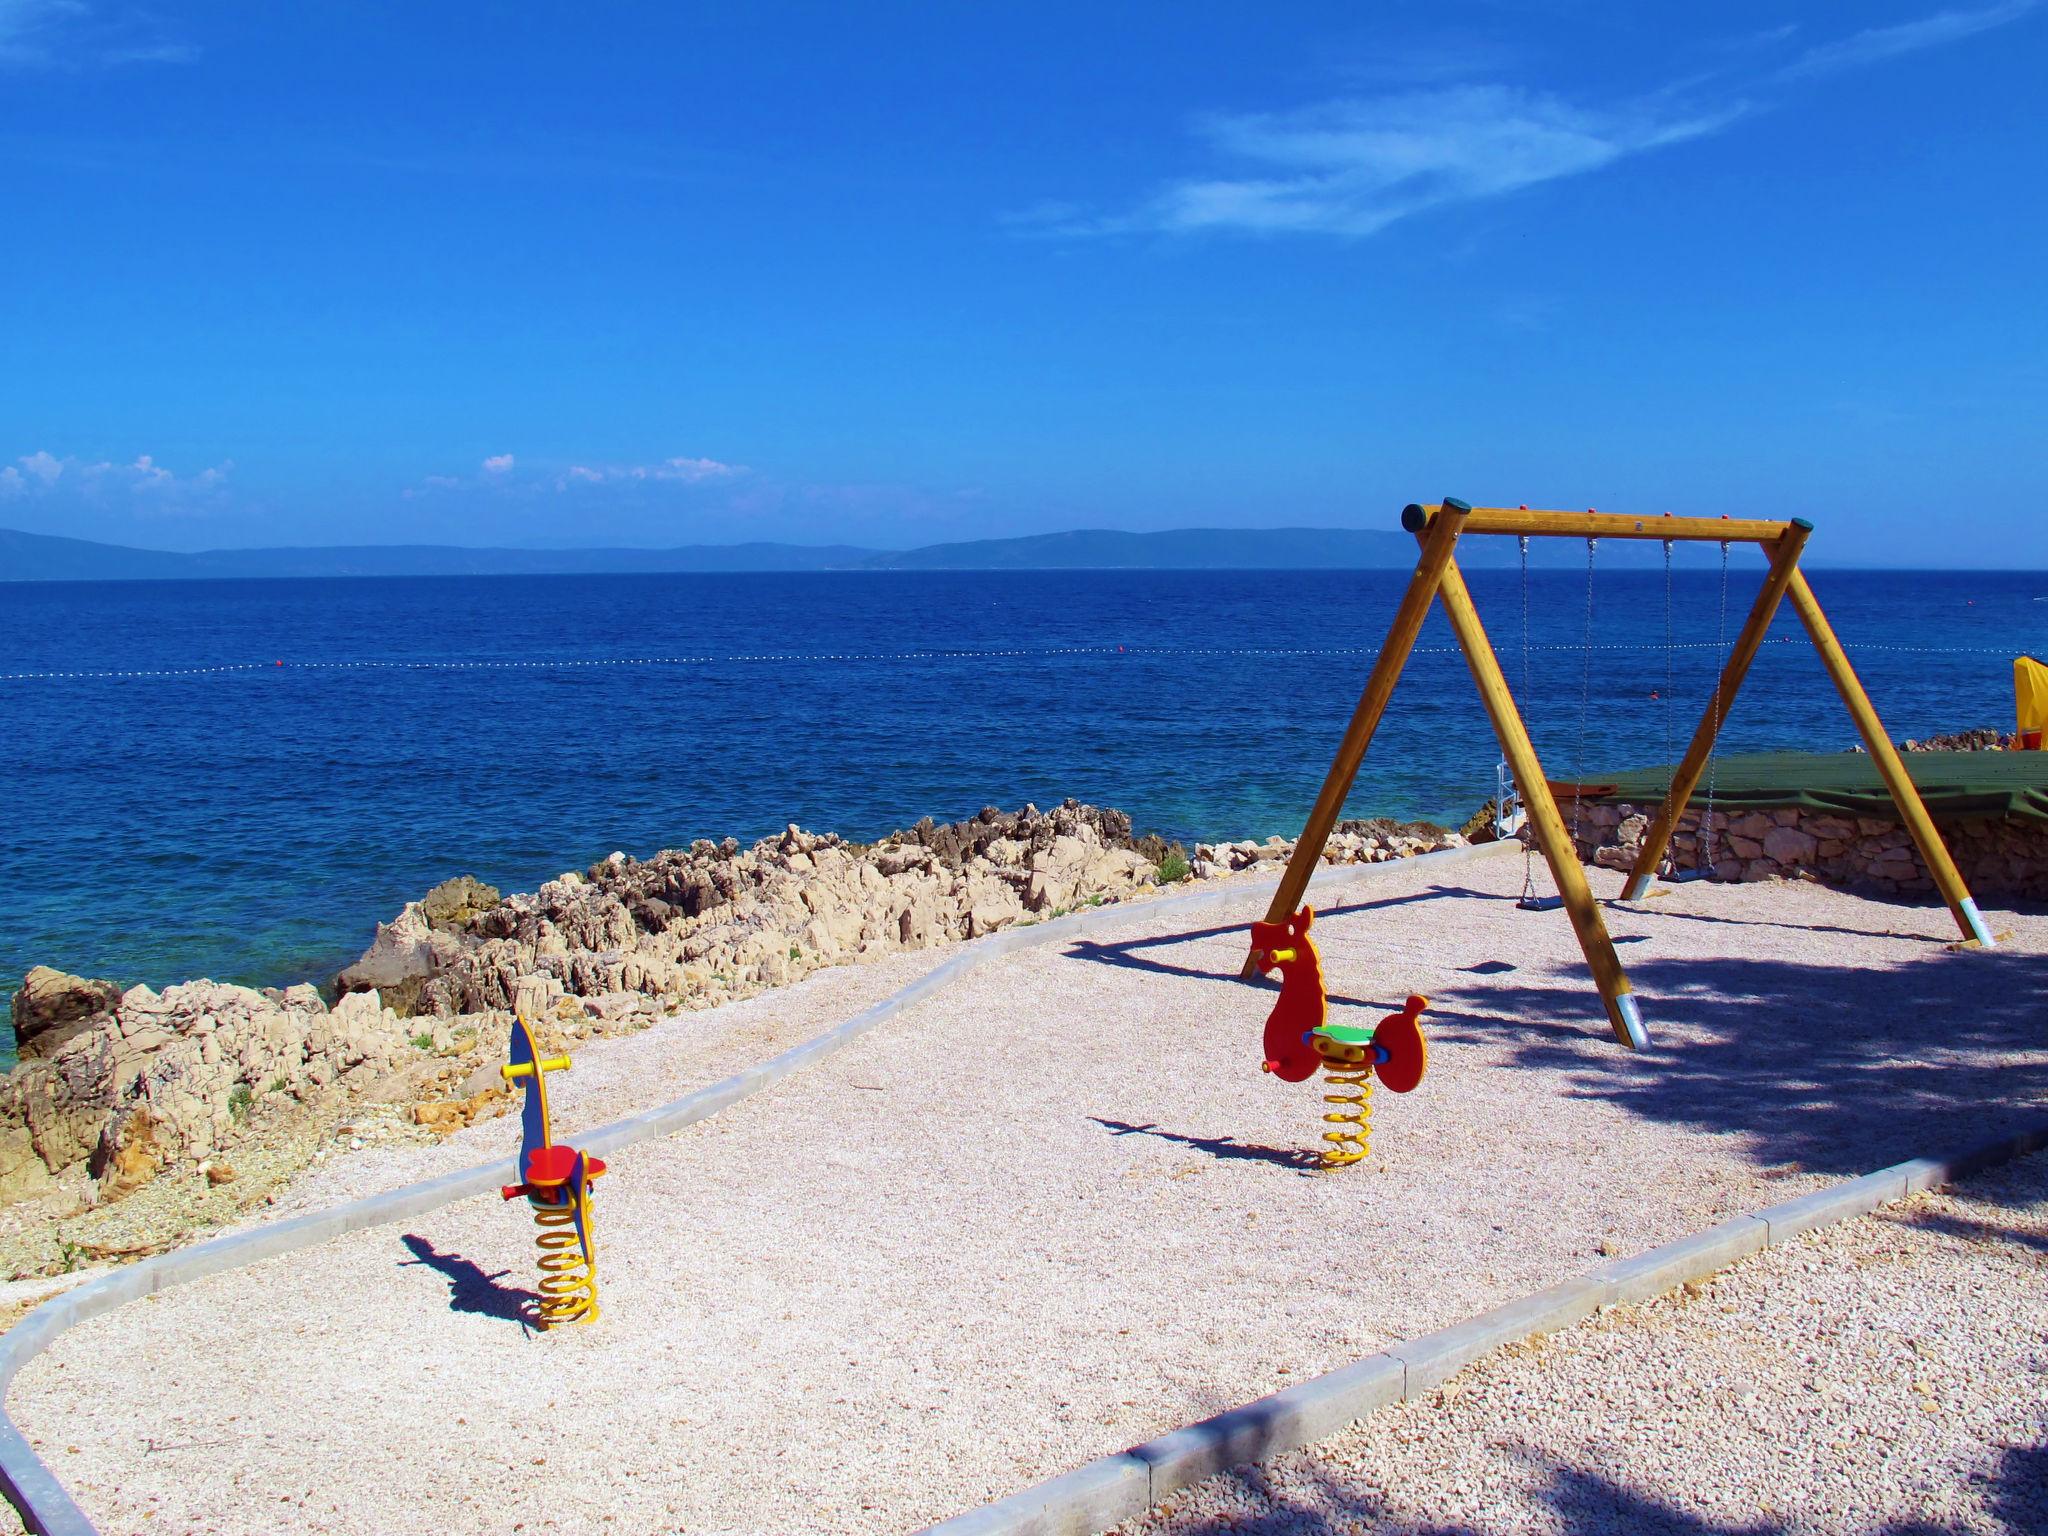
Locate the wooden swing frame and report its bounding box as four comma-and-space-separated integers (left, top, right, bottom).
1247, 499, 1998, 1052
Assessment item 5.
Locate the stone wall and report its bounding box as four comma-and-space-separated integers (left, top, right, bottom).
1569, 801, 2048, 901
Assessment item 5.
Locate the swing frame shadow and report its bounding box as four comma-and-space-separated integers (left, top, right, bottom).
1244, 499, 1998, 1052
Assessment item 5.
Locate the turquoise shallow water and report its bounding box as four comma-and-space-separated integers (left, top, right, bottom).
2, 567, 2040, 1028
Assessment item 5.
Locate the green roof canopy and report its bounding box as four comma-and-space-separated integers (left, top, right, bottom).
1579, 750, 2048, 826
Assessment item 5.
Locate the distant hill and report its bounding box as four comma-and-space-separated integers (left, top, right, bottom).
0, 528, 883, 581
1, 521, 1743, 581
862, 526, 1420, 570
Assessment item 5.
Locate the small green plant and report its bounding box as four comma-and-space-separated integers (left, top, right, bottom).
788, 945, 802, 961
1085, 894, 1106, 908
409, 1031, 435, 1051
227, 1083, 254, 1123
1156, 849, 1191, 885
266, 1076, 287, 1095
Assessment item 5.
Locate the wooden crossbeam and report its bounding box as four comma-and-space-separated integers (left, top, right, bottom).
1404, 503, 1793, 544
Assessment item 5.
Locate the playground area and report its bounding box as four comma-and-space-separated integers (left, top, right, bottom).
11, 845, 2047, 1535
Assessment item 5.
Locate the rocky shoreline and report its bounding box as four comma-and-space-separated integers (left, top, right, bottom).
0, 802, 1467, 1283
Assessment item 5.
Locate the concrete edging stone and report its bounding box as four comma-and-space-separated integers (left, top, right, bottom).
0, 839, 1514, 1535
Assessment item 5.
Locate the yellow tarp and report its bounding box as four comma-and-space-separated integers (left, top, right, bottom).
2019, 655, 2048, 748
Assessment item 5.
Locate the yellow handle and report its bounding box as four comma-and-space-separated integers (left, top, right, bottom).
1268, 947, 1298, 963
501, 1055, 572, 1082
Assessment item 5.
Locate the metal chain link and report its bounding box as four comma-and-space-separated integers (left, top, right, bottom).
1571, 537, 1596, 858
1519, 535, 1539, 903
1659, 537, 1678, 875
1698, 540, 1732, 872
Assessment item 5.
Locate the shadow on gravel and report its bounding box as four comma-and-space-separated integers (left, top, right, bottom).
1065, 886, 1491, 1013
1896, 1206, 2048, 1254
398, 1234, 540, 1331
1147, 1440, 2048, 1535
1088, 1117, 1318, 1172
1065, 885, 2045, 1195
1425, 941, 2048, 1194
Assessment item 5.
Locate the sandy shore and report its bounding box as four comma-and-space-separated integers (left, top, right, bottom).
9, 851, 2045, 1534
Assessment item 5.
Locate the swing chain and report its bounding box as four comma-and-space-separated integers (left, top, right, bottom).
1571, 537, 1595, 860
1659, 537, 1676, 877
1517, 535, 1538, 904
1698, 539, 1732, 874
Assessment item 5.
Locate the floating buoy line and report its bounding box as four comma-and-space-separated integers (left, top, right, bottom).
2, 633, 2005, 685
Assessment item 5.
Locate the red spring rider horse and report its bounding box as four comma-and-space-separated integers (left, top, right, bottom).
1249, 905, 1429, 1165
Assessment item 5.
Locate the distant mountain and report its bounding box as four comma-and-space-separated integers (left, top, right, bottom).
0, 521, 1745, 582
0, 527, 193, 580
0, 528, 882, 581
860, 526, 1421, 570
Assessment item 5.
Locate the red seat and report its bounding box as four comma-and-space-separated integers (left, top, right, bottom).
525, 1144, 579, 1188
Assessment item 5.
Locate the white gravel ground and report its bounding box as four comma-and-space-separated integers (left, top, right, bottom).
9, 853, 2045, 1535
1117, 1149, 2048, 1536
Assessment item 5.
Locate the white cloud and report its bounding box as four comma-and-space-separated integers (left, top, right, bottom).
123, 453, 174, 490
413, 454, 746, 496
550, 456, 745, 489
0, 0, 197, 68
0, 1, 83, 66
1052, 4, 2040, 242
1777, 1, 2036, 80
1103, 86, 1741, 239
5, 450, 232, 504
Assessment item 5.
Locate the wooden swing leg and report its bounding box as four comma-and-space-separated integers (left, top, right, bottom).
1242, 501, 1472, 978
1430, 553, 1647, 1050
1620, 521, 1812, 900
1784, 572, 1996, 948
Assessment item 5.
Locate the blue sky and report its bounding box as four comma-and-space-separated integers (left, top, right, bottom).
2, 2, 2044, 562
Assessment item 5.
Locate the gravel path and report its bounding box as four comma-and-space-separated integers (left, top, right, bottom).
9, 855, 2045, 1535
1118, 1149, 2048, 1536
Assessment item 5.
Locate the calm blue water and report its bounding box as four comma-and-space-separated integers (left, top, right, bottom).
3, 567, 2041, 1017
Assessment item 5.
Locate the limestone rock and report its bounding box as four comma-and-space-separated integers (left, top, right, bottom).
0, 1125, 53, 1204
90, 1104, 168, 1201
0, 973, 417, 1208
418, 876, 501, 931
333, 902, 465, 1017
10, 966, 121, 1061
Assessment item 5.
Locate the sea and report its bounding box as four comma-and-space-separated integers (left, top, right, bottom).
4, 566, 2041, 1057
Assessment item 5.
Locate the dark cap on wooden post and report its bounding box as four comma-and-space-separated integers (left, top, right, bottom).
1399, 498, 1468, 533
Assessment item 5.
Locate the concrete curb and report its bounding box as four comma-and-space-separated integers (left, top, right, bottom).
0, 840, 1514, 1536
913, 1119, 2048, 1536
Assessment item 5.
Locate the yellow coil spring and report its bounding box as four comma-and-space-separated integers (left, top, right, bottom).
1319, 1069, 1373, 1168
531, 1198, 600, 1328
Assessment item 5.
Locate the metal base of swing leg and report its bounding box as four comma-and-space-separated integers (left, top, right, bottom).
1610, 886, 1669, 903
